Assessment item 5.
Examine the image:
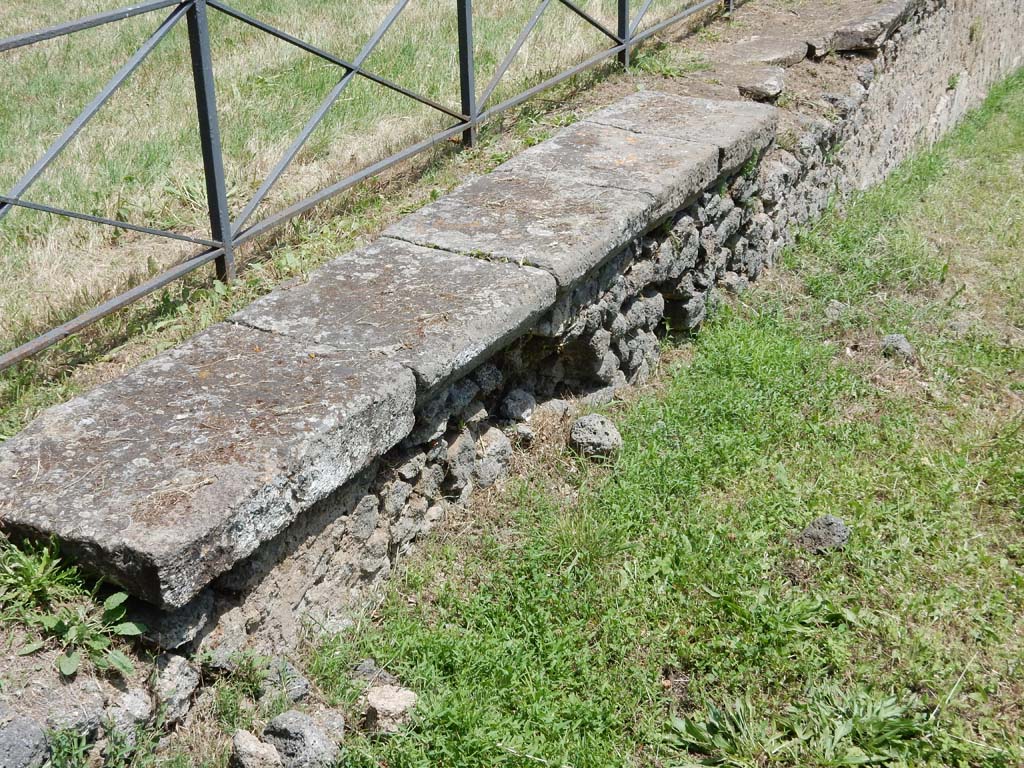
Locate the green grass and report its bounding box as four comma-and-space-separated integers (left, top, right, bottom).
0, 0, 693, 348
0, 537, 144, 678
285, 70, 1024, 767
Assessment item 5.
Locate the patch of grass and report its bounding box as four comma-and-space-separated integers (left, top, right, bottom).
48, 729, 92, 768
0, 537, 144, 677
297, 70, 1024, 766
632, 43, 713, 77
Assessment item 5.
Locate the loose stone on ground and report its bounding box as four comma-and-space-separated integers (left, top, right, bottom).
569, 414, 624, 458
155, 654, 200, 724
881, 333, 916, 363
361, 685, 419, 734
351, 659, 399, 686
262, 711, 338, 768
795, 515, 852, 553
230, 730, 283, 768
736, 66, 786, 102
260, 659, 311, 703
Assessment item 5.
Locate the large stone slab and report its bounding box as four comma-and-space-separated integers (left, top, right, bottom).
499, 120, 720, 221
386, 168, 655, 290
0, 323, 416, 608
233, 238, 557, 395
834, 0, 916, 51
585, 91, 778, 173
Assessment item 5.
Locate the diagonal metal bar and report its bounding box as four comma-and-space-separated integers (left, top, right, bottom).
0, 0, 180, 53
630, 0, 656, 36
0, 245, 224, 372
207, 0, 465, 121
481, 38, 627, 120
0, 2, 190, 225
0, 196, 220, 247
234, 122, 467, 247
631, 0, 721, 45
230, 0, 412, 233
555, 0, 621, 43
479, 0, 553, 110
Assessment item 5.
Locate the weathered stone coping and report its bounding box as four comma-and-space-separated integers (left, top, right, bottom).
0, 92, 775, 608
386, 96, 775, 289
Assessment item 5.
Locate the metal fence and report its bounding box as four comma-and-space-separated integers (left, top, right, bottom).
0, 0, 727, 371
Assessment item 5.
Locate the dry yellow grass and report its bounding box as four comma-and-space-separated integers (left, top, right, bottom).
0, 0, 687, 350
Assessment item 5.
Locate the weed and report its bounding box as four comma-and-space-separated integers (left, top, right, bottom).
666, 698, 785, 766
28, 591, 144, 677
47, 729, 91, 768
1, 537, 143, 677
0, 537, 84, 617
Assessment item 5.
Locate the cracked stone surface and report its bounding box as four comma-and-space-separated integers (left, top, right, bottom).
386, 167, 656, 290
502, 119, 720, 220
387, 92, 772, 290
584, 91, 778, 173
0, 704, 48, 768
0, 323, 416, 608
233, 238, 556, 397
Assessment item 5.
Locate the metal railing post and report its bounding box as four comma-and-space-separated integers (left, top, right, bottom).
456, 0, 477, 147
187, 0, 235, 282
618, 0, 630, 67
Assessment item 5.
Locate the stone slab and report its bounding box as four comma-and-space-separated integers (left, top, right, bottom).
585, 91, 778, 173
503, 120, 720, 221
233, 238, 557, 395
385, 168, 656, 290
834, 0, 915, 51
725, 35, 808, 67
805, 29, 837, 59
734, 66, 786, 102
0, 323, 416, 608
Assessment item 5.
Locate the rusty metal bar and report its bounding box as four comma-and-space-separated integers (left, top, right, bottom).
0, 0, 181, 53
